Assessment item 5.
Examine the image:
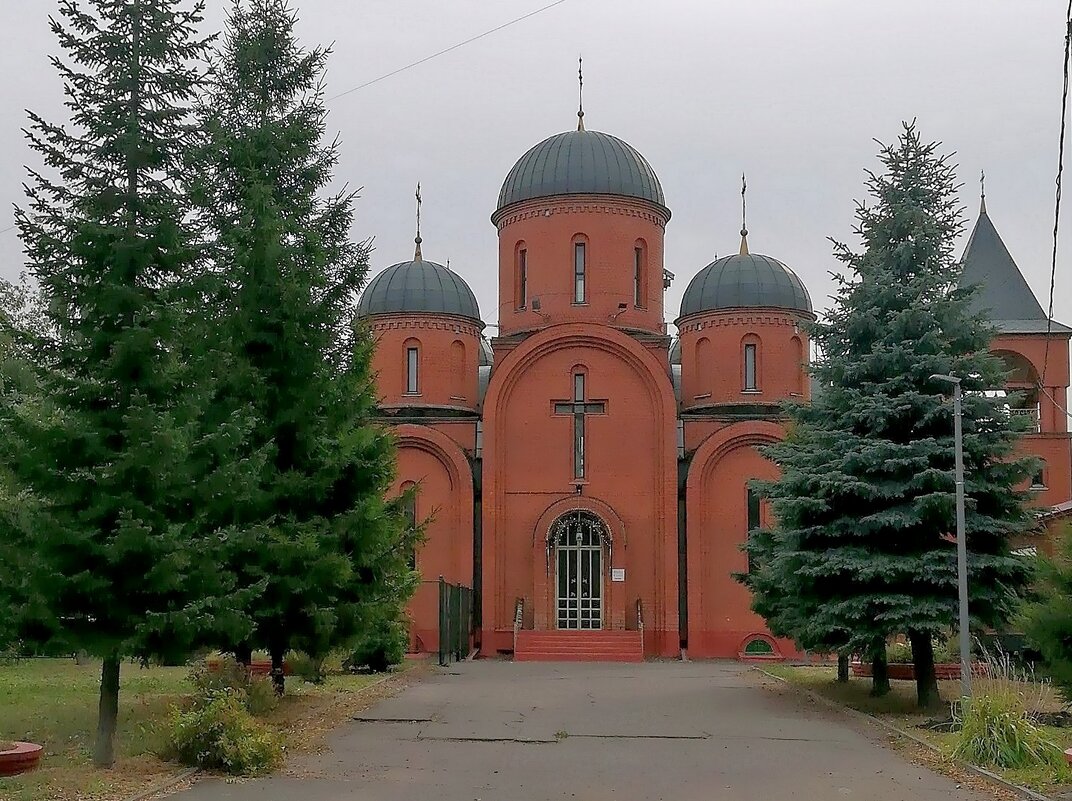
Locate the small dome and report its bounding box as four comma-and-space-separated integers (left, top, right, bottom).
495, 130, 667, 218
357, 259, 481, 323
679, 253, 812, 319
669, 337, 681, 365
479, 336, 494, 367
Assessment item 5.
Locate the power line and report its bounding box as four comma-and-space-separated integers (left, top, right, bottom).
1042, 0, 1072, 387
326, 0, 569, 102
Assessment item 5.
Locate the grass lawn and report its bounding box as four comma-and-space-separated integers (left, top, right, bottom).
0, 657, 408, 801
763, 663, 1072, 796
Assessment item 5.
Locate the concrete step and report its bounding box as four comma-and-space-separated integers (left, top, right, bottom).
514, 630, 644, 663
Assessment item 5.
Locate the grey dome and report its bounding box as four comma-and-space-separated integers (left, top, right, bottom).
679, 253, 812, 318
495, 130, 667, 217
669, 337, 681, 365
357, 259, 481, 322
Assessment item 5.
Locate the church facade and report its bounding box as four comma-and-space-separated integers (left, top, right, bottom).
356, 115, 1072, 660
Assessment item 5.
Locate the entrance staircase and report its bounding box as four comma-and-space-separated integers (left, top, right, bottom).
514, 630, 644, 662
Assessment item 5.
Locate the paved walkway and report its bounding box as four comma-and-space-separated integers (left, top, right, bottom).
172, 661, 997, 801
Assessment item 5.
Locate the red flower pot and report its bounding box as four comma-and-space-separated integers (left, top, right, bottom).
1064, 748, 1072, 768
0, 742, 43, 777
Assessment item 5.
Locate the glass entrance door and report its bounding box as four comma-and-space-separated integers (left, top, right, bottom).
553, 512, 604, 630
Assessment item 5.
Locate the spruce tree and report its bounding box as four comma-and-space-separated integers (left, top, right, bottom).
191, 0, 416, 693
7, 0, 225, 765
742, 123, 1035, 708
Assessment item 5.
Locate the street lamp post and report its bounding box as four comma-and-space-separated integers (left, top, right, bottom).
931, 373, 972, 698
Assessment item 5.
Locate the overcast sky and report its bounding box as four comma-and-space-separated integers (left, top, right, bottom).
2, 0, 1071, 348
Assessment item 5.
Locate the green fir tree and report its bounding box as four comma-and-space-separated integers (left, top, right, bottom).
6, 0, 237, 765
741, 123, 1036, 708
191, 0, 417, 693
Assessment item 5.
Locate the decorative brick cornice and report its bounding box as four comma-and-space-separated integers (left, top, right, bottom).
493, 195, 669, 231
677, 311, 808, 335
368, 315, 482, 338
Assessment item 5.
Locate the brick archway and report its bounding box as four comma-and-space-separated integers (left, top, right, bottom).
529, 496, 629, 631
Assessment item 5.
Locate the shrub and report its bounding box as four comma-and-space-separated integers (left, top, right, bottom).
886, 641, 913, 664
287, 651, 327, 684
190, 656, 248, 695
952, 692, 1069, 774
188, 657, 278, 716
244, 677, 280, 716
345, 612, 407, 673
163, 689, 283, 775
1020, 525, 1072, 702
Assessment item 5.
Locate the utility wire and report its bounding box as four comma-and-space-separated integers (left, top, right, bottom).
1042, 0, 1072, 387
327, 0, 569, 102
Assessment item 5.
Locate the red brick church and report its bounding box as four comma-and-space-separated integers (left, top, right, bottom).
356, 108, 1072, 661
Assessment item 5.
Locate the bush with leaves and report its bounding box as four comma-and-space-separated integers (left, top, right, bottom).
287, 651, 327, 685
345, 610, 407, 674
163, 689, 282, 775
189, 657, 278, 716
1021, 525, 1072, 702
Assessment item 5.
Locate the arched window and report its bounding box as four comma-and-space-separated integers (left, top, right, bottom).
1032, 461, 1047, 489
404, 338, 420, 395
400, 481, 417, 569
791, 336, 805, 395
572, 235, 588, 304
695, 337, 713, 399
746, 484, 762, 573
633, 239, 647, 308
451, 339, 466, 400
742, 335, 761, 392
516, 242, 528, 309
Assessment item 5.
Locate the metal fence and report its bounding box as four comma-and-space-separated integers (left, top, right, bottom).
438, 578, 473, 666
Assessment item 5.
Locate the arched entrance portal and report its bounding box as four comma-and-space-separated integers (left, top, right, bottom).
550, 511, 609, 630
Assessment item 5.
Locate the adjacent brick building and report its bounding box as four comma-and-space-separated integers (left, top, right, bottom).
356, 113, 1072, 660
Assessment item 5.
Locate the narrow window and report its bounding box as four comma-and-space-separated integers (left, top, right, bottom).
573, 372, 585, 477
574, 242, 586, 303
475, 420, 484, 458
634, 245, 644, 307
746, 486, 762, 573
1032, 465, 1046, 488
406, 346, 419, 394
401, 485, 417, 569
744, 343, 758, 391
518, 248, 528, 309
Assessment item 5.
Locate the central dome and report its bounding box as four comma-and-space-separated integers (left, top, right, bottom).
495, 130, 667, 218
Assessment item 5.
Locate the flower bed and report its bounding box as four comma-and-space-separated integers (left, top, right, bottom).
0, 742, 43, 777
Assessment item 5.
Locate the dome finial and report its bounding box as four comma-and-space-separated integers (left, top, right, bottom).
980, 169, 987, 215
577, 56, 585, 131
414, 182, 423, 261
739, 172, 749, 256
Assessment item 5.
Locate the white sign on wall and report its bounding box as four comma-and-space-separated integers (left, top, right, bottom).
611, 568, 626, 582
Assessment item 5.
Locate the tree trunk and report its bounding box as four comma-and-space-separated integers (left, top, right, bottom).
870, 645, 890, 697
234, 642, 252, 667
837, 653, 849, 683
270, 644, 285, 696
909, 630, 941, 709
93, 656, 121, 767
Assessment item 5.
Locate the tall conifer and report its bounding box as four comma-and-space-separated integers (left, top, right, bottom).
192, 0, 416, 692
9, 0, 222, 764
742, 123, 1035, 708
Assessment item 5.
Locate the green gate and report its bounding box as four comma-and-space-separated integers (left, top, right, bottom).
438, 577, 473, 666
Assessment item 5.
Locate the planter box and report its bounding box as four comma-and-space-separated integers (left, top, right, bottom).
850, 661, 969, 680
0, 742, 43, 777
